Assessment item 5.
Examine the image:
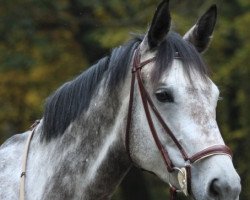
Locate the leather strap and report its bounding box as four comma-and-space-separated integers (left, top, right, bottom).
19, 120, 40, 200
125, 51, 157, 162
136, 58, 175, 171
136, 64, 189, 161
125, 65, 136, 162
170, 187, 177, 200
186, 165, 192, 195
189, 145, 232, 163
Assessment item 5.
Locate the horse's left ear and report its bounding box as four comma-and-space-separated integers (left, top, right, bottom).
183, 5, 217, 53
145, 0, 171, 50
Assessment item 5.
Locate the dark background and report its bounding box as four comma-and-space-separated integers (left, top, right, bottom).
0, 0, 249, 199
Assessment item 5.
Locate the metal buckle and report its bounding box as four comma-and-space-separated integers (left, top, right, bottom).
173, 167, 188, 196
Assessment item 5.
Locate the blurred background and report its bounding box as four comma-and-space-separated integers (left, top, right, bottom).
0, 0, 249, 199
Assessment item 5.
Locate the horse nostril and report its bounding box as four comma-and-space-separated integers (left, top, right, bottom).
209, 179, 220, 197
209, 178, 241, 199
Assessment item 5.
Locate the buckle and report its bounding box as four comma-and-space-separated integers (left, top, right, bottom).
173, 167, 188, 196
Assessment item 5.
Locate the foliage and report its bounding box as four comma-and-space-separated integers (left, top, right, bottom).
0, 0, 249, 199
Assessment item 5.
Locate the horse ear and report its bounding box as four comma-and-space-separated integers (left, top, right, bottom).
183, 5, 217, 53
147, 0, 171, 49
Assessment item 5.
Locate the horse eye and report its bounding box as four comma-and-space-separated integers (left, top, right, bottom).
155, 90, 174, 103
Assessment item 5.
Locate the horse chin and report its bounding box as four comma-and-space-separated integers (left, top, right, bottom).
191, 193, 240, 200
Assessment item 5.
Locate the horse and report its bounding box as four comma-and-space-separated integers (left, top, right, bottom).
0, 0, 241, 199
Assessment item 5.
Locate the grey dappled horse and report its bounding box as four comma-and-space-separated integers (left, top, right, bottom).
0, 1, 241, 200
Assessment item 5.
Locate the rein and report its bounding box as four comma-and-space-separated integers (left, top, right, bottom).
125, 48, 232, 199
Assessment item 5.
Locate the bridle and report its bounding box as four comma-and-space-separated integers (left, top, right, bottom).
125, 47, 232, 199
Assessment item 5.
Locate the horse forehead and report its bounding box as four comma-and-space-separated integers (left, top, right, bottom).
160, 59, 216, 95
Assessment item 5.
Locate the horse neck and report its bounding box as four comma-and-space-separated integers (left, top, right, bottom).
29, 78, 132, 199
73, 83, 132, 198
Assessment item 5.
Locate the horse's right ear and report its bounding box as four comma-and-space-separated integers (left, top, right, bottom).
145, 0, 171, 50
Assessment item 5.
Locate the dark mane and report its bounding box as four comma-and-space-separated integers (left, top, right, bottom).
42, 32, 208, 141
42, 37, 141, 141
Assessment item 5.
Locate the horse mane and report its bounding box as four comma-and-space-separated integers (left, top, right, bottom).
42, 32, 209, 142
42, 37, 141, 141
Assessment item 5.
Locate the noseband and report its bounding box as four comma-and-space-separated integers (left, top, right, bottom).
125, 48, 232, 199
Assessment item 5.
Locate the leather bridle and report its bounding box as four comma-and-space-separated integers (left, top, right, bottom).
125, 47, 232, 199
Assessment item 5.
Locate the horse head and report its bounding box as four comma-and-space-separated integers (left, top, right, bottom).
126, 1, 241, 199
